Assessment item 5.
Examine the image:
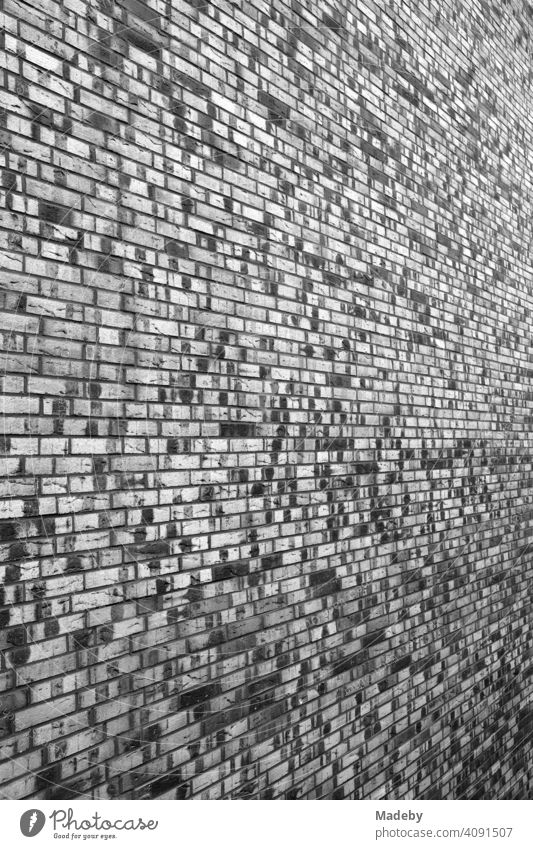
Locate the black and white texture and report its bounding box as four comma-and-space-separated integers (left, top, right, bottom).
0, 0, 533, 800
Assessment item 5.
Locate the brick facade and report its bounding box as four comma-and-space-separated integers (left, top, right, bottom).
1, 0, 533, 799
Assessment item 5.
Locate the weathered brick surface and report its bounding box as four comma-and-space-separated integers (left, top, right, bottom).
1, 0, 533, 800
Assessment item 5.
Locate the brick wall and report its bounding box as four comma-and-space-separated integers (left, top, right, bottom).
1, 0, 533, 800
